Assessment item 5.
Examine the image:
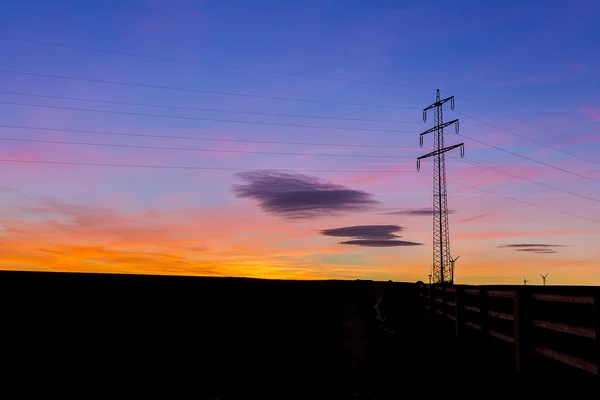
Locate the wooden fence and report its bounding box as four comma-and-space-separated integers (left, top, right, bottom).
418, 283, 600, 380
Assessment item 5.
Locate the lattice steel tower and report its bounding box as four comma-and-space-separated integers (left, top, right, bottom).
417, 90, 464, 284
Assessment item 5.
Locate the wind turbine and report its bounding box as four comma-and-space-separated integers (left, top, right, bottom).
540, 273, 548, 286
523, 275, 528, 285
450, 255, 460, 284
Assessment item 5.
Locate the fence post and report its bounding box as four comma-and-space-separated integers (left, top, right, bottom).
428, 284, 432, 321
594, 291, 600, 383
455, 286, 463, 338
479, 288, 489, 348
513, 288, 530, 379
440, 285, 446, 319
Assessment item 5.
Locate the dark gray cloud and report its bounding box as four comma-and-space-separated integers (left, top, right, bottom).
232, 170, 377, 219
515, 248, 557, 254
340, 239, 423, 247
321, 224, 423, 247
320, 225, 403, 240
498, 243, 564, 254
498, 244, 563, 248
380, 207, 456, 216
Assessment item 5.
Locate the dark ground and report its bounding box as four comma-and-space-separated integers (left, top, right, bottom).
0, 271, 596, 398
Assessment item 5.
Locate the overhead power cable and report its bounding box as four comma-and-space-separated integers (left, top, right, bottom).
4, 126, 596, 206
0, 100, 420, 133
419, 170, 600, 224
0, 136, 418, 159
0, 68, 420, 110
454, 110, 600, 166
0, 158, 416, 174
442, 89, 600, 150
0, 35, 433, 90
7, 34, 595, 155
0, 90, 423, 124
0, 124, 419, 149
454, 157, 600, 204
458, 133, 600, 185
1, 155, 595, 223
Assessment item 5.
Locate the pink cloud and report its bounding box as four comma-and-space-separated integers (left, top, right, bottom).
331, 161, 416, 186
457, 212, 493, 224
493, 75, 563, 87
569, 63, 588, 73
578, 105, 600, 121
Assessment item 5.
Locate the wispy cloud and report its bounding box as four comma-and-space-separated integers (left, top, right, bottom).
516, 248, 557, 254
338, 239, 423, 247
320, 224, 422, 247
379, 207, 456, 216
498, 243, 564, 254
578, 105, 600, 121
232, 170, 378, 219
492, 75, 563, 87
569, 63, 588, 73
458, 212, 492, 224
499, 244, 564, 248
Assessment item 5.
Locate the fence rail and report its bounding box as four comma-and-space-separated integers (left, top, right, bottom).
417, 283, 600, 380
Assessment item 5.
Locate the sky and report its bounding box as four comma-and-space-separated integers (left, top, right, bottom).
0, 0, 599, 285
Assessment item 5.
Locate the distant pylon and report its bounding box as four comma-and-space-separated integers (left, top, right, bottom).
417, 89, 464, 285
540, 273, 548, 286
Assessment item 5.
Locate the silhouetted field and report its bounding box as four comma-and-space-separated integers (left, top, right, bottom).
1, 271, 372, 398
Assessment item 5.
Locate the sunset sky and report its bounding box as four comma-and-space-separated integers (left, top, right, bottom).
0, 0, 598, 285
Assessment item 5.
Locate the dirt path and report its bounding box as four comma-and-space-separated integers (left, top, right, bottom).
333, 282, 467, 398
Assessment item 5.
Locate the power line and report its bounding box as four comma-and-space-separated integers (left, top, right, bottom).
454, 110, 600, 166
4, 72, 595, 179
0, 69, 421, 110
442, 89, 600, 150
0, 136, 418, 159
454, 157, 600, 205
419, 170, 600, 224
4, 126, 597, 205
1, 36, 595, 225
458, 132, 600, 185
0, 35, 433, 90
2, 155, 595, 223
5, 125, 597, 204
0, 100, 420, 133
6, 34, 595, 156
0, 124, 419, 150
0, 158, 417, 173
0, 90, 423, 124
0, 144, 592, 223
6, 123, 598, 204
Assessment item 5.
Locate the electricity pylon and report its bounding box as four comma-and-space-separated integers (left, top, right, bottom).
540, 273, 548, 286
417, 89, 464, 284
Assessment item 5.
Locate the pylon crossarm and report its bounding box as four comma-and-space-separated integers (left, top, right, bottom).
423, 95, 454, 112
419, 119, 459, 147
417, 142, 465, 162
